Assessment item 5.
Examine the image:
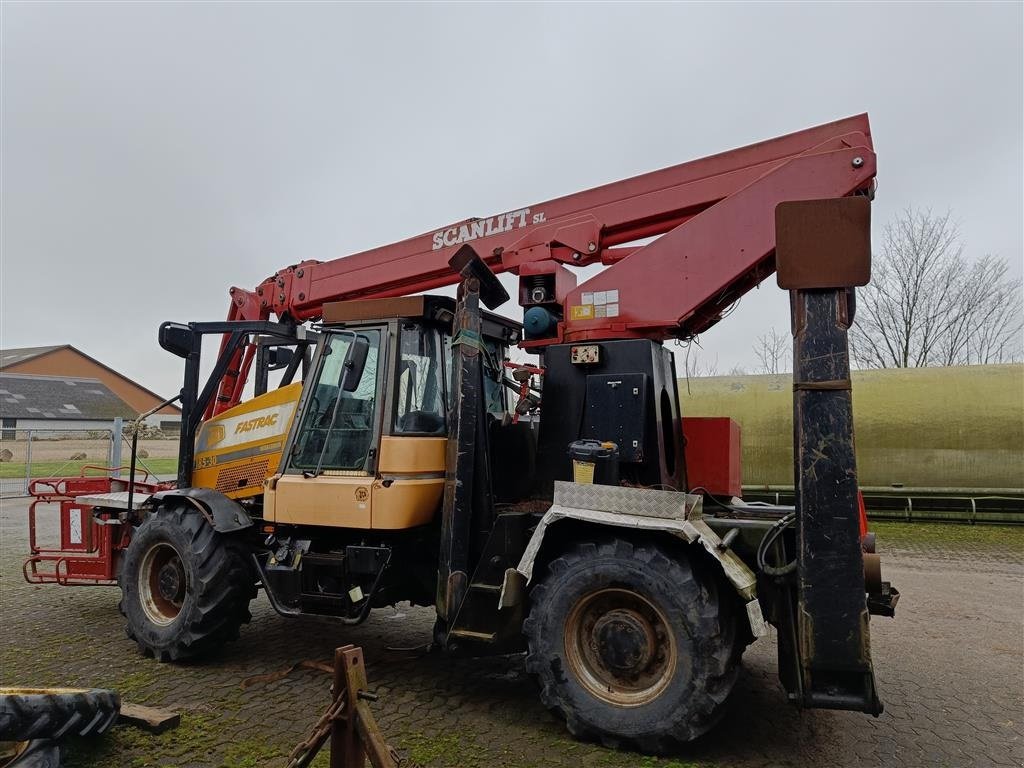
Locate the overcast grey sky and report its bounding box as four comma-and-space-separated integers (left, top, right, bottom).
2, 2, 1021, 398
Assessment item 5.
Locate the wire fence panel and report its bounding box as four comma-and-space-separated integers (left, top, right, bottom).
0, 429, 112, 497
118, 431, 180, 485
0, 427, 179, 497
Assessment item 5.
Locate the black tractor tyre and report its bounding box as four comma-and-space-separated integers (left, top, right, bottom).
0, 689, 120, 742
118, 504, 256, 662
0, 739, 62, 768
523, 539, 740, 754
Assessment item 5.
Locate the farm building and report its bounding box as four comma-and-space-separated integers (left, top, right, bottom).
0, 373, 136, 436
0, 345, 180, 431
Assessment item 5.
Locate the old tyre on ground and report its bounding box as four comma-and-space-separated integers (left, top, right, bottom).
523, 539, 740, 754
0, 739, 62, 768
119, 504, 256, 661
0, 689, 120, 742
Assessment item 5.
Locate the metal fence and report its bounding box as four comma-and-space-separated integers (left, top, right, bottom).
0, 422, 179, 497
741, 485, 1024, 525
2, 425, 1020, 525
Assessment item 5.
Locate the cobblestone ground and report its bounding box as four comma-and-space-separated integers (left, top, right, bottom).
1, 498, 1022, 768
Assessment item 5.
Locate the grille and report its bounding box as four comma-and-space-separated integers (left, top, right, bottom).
216, 459, 270, 494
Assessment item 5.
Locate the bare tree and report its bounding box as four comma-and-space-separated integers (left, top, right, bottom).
676, 339, 720, 379
677, 342, 720, 394
938, 256, 1023, 365
753, 327, 790, 374
850, 209, 1023, 368
682, 351, 719, 378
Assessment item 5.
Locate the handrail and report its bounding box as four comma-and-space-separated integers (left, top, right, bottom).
78, 465, 151, 481
127, 393, 182, 514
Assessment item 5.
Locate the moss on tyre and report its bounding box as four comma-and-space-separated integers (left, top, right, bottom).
0, 689, 120, 742
119, 504, 256, 662
523, 539, 739, 754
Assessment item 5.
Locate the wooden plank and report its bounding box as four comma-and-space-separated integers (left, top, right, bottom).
118, 702, 181, 733
338, 645, 365, 768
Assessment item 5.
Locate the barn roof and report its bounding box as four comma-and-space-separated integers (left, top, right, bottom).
0, 345, 66, 368
0, 373, 136, 421
0, 344, 180, 414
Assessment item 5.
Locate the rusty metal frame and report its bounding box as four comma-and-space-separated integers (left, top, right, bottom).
287, 645, 399, 768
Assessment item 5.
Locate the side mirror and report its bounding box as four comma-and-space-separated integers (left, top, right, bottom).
339, 335, 371, 392
159, 322, 196, 359
267, 347, 295, 370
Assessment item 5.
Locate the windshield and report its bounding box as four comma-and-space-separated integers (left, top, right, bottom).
290, 330, 381, 472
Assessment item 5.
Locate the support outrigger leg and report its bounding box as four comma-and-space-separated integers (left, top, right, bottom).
775, 197, 891, 714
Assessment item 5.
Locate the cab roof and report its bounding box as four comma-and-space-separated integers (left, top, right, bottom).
321, 295, 522, 346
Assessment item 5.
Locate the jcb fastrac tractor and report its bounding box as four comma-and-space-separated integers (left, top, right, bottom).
26, 114, 898, 751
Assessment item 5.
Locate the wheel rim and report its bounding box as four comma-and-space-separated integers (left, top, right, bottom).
138, 542, 187, 626
564, 587, 677, 707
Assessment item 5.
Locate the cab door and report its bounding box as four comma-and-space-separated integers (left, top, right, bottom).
267, 328, 384, 528
371, 322, 449, 529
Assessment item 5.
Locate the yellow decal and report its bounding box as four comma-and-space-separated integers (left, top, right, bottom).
196, 455, 217, 469
234, 413, 279, 434
207, 425, 226, 447
570, 304, 595, 320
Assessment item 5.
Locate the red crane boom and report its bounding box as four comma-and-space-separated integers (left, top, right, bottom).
211, 114, 875, 416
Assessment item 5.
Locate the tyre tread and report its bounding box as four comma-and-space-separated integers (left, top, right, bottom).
0, 689, 120, 741
524, 537, 741, 753
119, 504, 254, 662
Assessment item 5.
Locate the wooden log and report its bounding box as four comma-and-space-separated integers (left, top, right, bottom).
117, 702, 181, 733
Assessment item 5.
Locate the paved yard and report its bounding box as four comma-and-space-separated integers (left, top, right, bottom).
1, 497, 1022, 768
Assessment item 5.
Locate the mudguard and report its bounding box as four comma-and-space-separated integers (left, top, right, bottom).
506, 481, 767, 638
144, 487, 253, 533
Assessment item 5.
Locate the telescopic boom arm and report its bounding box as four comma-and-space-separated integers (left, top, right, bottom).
210, 114, 875, 416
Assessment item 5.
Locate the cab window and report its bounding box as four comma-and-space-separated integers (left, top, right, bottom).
395, 325, 446, 435
482, 340, 506, 415
442, 332, 506, 417
291, 330, 381, 472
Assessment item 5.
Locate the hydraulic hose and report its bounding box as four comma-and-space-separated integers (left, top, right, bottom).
756, 512, 797, 577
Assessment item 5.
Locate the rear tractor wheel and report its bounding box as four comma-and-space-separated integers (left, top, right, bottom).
119, 504, 256, 662
524, 539, 740, 754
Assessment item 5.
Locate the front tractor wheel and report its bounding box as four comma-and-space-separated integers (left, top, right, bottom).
119, 505, 256, 662
524, 539, 739, 753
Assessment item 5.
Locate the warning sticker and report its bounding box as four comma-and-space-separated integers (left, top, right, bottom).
575, 289, 621, 318
69, 509, 83, 545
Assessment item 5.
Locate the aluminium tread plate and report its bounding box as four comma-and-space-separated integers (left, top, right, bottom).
75, 491, 152, 510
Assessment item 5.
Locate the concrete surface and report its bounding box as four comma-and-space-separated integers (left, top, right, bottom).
1, 497, 1021, 768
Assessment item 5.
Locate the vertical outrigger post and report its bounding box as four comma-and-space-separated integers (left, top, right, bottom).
775, 197, 884, 714
436, 246, 510, 628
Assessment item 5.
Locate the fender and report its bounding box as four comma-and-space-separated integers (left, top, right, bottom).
503, 481, 767, 638
144, 487, 253, 533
